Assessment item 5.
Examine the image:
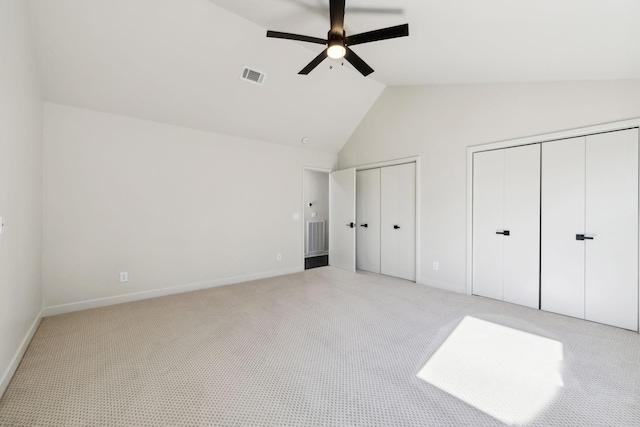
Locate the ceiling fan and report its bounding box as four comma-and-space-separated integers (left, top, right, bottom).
266, 0, 409, 76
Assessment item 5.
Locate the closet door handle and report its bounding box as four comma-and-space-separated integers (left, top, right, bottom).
496, 230, 510, 236
346, 222, 355, 228
576, 234, 594, 241
360, 224, 368, 228
394, 225, 400, 229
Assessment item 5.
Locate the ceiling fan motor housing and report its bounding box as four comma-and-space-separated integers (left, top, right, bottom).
329, 30, 345, 42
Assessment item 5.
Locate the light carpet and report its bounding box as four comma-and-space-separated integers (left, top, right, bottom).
0, 267, 639, 426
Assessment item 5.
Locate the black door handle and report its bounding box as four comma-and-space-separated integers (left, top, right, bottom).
394, 225, 400, 229
496, 230, 510, 236
360, 224, 368, 228
576, 234, 594, 241
346, 222, 354, 228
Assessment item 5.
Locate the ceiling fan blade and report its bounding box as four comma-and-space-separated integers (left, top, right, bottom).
299, 49, 328, 75
329, 0, 346, 34
346, 23, 409, 46
346, 7, 404, 15
344, 47, 374, 76
266, 30, 326, 45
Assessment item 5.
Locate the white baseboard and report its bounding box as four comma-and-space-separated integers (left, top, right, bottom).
43, 267, 304, 317
0, 309, 42, 399
421, 278, 466, 294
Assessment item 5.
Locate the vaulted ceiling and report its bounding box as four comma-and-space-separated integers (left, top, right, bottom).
27, 0, 640, 153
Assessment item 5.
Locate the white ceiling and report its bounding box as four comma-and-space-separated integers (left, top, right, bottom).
212, 0, 640, 85
27, 0, 640, 153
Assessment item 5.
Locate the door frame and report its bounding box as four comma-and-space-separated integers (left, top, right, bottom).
348, 156, 421, 283
466, 118, 640, 328
301, 166, 333, 269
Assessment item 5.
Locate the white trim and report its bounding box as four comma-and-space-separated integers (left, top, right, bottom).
423, 278, 466, 294
468, 118, 640, 154
343, 156, 421, 283
303, 167, 333, 173
414, 157, 422, 285
466, 150, 474, 296
352, 156, 420, 172
466, 118, 640, 297
43, 267, 303, 317
1, 309, 42, 399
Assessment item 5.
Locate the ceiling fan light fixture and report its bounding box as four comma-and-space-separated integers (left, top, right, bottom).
266, 0, 409, 76
327, 39, 346, 59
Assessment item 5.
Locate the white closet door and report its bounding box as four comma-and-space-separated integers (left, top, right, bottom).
356, 169, 381, 274
585, 129, 638, 330
541, 137, 586, 319
503, 144, 540, 308
380, 163, 416, 281
472, 150, 504, 300
329, 168, 356, 272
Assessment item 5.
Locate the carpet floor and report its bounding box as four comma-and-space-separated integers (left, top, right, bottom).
0, 267, 638, 426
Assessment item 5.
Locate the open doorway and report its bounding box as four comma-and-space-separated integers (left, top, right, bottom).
303, 168, 330, 269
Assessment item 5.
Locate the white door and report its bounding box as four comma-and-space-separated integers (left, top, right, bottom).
356, 169, 381, 274
541, 137, 586, 319
473, 145, 540, 307
380, 163, 416, 281
503, 144, 540, 308
472, 149, 505, 300
329, 168, 356, 272
585, 129, 638, 330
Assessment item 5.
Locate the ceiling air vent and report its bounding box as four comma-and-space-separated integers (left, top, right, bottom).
241, 66, 266, 85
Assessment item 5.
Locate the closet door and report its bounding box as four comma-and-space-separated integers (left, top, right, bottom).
329, 168, 356, 272
585, 129, 638, 330
472, 149, 505, 300
503, 145, 540, 308
541, 137, 586, 319
380, 163, 416, 281
356, 169, 381, 274
473, 145, 540, 307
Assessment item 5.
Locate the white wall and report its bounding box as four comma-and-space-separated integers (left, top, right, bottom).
43, 104, 336, 312
339, 80, 640, 293
0, 0, 43, 397
303, 170, 329, 255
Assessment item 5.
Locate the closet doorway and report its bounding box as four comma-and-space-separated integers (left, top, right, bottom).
356, 163, 416, 281
329, 158, 420, 282
303, 168, 330, 270
466, 119, 640, 332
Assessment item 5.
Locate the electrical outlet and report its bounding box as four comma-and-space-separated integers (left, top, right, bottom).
433, 262, 439, 271
276, 253, 282, 261
120, 272, 128, 282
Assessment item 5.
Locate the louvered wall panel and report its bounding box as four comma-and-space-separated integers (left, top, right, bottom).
306, 220, 326, 254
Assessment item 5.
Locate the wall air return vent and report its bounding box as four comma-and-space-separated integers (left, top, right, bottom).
240, 66, 266, 85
